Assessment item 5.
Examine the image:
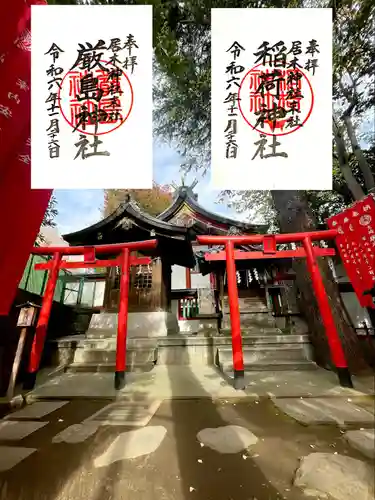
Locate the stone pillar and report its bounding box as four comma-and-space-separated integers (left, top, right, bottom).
161, 260, 172, 312
162, 260, 179, 335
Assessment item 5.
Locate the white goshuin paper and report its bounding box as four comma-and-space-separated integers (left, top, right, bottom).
211, 8, 332, 191
31, 5, 152, 189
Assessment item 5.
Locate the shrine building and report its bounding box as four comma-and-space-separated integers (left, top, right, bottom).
49, 185, 316, 375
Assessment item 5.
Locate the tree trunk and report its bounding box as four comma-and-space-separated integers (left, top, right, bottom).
333, 120, 365, 200
271, 190, 370, 374
343, 114, 375, 192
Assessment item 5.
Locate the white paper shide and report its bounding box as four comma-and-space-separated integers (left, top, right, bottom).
31, 5, 152, 189
211, 8, 332, 190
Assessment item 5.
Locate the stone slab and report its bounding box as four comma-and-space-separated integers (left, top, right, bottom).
294, 452, 374, 500
83, 399, 161, 427
344, 429, 375, 459
0, 421, 48, 440
272, 397, 375, 427
5, 401, 68, 420
94, 426, 167, 467
196, 425, 258, 454
0, 446, 37, 471
52, 423, 99, 444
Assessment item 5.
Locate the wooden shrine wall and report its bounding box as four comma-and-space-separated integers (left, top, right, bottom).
105, 258, 166, 312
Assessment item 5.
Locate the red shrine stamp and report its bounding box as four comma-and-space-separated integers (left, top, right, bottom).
238, 64, 314, 137
58, 62, 134, 136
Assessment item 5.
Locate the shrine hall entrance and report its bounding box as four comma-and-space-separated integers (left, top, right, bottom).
222, 268, 268, 318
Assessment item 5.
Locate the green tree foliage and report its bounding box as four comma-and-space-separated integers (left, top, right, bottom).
103, 183, 173, 217
37, 194, 58, 244
42, 195, 58, 228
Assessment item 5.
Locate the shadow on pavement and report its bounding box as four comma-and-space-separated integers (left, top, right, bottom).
165, 348, 286, 500
0, 398, 118, 500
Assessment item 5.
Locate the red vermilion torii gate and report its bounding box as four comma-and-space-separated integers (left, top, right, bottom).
23, 239, 157, 391
22, 230, 353, 393
197, 229, 353, 391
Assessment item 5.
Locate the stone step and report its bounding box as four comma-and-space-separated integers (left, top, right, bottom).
52, 336, 157, 350
157, 336, 214, 347
87, 326, 220, 339
72, 347, 158, 365
49, 336, 158, 368
222, 312, 277, 329
223, 297, 268, 313
156, 346, 214, 365
220, 327, 283, 336
65, 362, 155, 373
221, 360, 318, 372
217, 344, 312, 364
86, 329, 117, 339
223, 307, 269, 314
217, 333, 310, 345
217, 344, 315, 371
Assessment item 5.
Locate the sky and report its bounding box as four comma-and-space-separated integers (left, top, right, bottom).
53, 141, 244, 236
53, 115, 373, 237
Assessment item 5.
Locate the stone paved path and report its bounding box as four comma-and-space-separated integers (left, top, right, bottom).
0, 394, 373, 500
272, 396, 375, 428
26, 365, 375, 401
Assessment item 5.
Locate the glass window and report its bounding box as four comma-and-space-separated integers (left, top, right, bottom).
80, 281, 95, 307
93, 281, 105, 307
63, 282, 80, 305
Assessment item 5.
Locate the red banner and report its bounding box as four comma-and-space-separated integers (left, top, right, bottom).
327, 194, 375, 308
0, 0, 52, 315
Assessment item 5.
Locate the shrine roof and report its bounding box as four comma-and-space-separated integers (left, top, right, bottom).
62, 196, 196, 267
63, 196, 189, 242
158, 186, 268, 234
62, 186, 268, 267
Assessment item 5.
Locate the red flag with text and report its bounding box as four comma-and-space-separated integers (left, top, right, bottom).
327, 194, 375, 309
0, 0, 52, 315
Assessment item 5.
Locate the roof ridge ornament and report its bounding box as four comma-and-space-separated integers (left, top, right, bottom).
190, 178, 198, 190
171, 175, 198, 192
